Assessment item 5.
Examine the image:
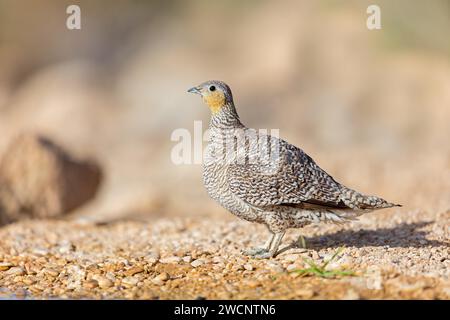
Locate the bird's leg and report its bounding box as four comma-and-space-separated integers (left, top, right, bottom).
262, 233, 275, 250
252, 231, 285, 259
297, 235, 307, 248
242, 232, 274, 256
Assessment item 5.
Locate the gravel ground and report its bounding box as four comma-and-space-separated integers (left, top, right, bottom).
0, 207, 448, 299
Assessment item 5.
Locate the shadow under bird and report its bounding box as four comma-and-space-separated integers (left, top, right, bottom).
188, 80, 400, 259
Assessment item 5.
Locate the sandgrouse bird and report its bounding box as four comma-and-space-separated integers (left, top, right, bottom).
188, 80, 400, 259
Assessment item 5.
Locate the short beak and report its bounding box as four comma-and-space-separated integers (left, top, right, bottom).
187, 86, 201, 95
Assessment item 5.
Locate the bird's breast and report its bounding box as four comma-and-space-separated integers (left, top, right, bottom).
202, 143, 258, 220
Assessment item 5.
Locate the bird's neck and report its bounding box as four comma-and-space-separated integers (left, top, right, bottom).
209, 103, 244, 129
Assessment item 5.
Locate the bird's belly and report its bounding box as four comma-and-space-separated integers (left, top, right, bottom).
202, 162, 260, 223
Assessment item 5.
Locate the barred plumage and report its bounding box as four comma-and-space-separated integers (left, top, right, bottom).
189, 80, 400, 258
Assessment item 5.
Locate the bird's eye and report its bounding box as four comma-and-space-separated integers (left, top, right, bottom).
209, 85, 216, 92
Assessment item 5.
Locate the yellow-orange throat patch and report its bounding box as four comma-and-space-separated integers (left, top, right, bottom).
203, 91, 225, 114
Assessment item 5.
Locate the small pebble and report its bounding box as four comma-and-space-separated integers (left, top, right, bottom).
121, 277, 139, 287
23, 277, 36, 285
243, 264, 254, 271
32, 248, 49, 256
84, 280, 99, 289
94, 276, 114, 289
6, 267, 25, 276
152, 272, 169, 286
0, 262, 13, 271
295, 288, 314, 299
58, 243, 74, 254
190, 259, 204, 268
44, 269, 60, 277
145, 251, 160, 264
160, 256, 181, 264
124, 265, 144, 276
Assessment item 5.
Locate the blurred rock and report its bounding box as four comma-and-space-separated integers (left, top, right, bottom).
0, 134, 102, 225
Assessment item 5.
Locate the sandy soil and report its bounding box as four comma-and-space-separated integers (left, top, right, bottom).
0, 207, 448, 300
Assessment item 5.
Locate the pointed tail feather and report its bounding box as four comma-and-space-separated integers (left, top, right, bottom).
340, 187, 401, 210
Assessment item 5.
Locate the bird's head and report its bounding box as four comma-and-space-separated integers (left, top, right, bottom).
188, 80, 233, 114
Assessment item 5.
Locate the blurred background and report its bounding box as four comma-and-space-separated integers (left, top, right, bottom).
0, 0, 449, 223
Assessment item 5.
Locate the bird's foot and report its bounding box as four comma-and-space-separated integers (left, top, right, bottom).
252, 251, 276, 259
297, 235, 307, 249
243, 247, 278, 259
242, 247, 268, 256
